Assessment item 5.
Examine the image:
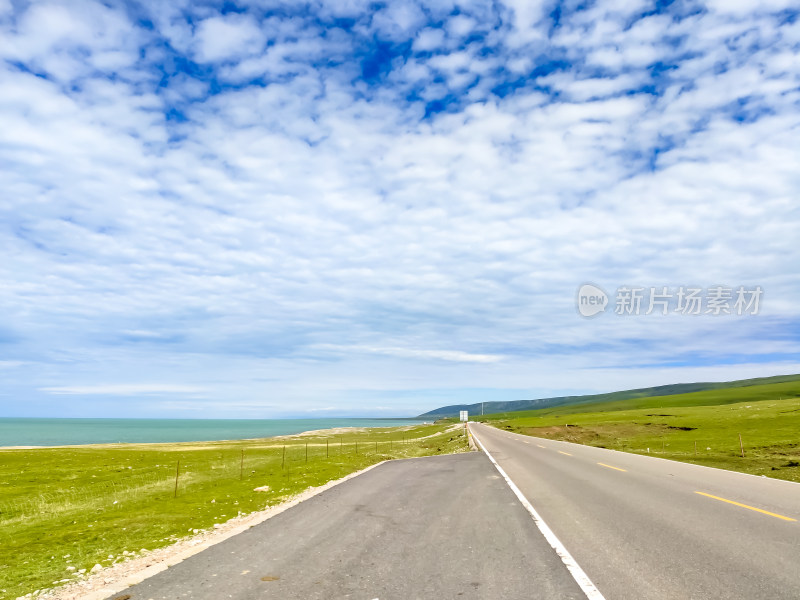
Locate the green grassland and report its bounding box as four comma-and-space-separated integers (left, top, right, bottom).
477, 380, 800, 483
420, 373, 800, 418
0, 423, 469, 600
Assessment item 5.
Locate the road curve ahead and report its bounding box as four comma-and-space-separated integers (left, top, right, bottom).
470, 422, 800, 600
106, 453, 587, 600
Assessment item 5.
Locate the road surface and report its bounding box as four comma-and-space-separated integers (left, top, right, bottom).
470, 422, 800, 600
106, 453, 586, 600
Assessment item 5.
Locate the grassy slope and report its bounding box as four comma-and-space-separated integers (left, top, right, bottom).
419, 373, 800, 418
477, 380, 800, 483
0, 424, 469, 600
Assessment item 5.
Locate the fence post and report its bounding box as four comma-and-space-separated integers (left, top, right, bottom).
326, 439, 329, 458
305, 443, 308, 464
694, 441, 697, 456
240, 448, 244, 480
174, 460, 180, 498
739, 433, 745, 458
282, 445, 286, 469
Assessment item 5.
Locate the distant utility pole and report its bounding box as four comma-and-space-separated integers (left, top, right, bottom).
481, 402, 484, 416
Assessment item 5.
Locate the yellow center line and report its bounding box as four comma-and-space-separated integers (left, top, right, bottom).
558, 451, 572, 456
695, 492, 796, 522
536, 444, 546, 449
597, 462, 627, 472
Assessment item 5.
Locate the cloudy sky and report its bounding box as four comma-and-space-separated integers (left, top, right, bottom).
1, 0, 799, 419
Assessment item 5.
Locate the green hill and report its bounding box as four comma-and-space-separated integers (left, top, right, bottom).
417, 373, 800, 418
473, 378, 800, 484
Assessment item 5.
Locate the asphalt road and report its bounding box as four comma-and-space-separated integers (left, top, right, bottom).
470, 422, 800, 600
106, 453, 587, 600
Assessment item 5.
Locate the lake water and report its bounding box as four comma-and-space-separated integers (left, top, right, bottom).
0, 417, 429, 447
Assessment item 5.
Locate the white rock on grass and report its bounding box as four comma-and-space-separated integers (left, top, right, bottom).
90, 564, 103, 573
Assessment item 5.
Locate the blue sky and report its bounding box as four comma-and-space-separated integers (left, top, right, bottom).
1, 0, 799, 418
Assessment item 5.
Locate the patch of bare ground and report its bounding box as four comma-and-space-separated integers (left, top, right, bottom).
513, 422, 688, 446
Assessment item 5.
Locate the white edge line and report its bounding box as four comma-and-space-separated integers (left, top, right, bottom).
469, 424, 606, 600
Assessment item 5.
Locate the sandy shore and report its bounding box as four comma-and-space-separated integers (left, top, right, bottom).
273, 423, 425, 438
0, 423, 431, 451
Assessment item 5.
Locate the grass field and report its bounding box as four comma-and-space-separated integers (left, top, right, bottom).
0, 423, 469, 600
420, 373, 800, 418
477, 380, 800, 483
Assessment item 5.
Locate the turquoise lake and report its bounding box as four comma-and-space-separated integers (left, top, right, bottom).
0, 417, 429, 447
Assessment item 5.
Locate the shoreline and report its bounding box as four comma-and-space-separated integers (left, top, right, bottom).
2, 422, 461, 600
0, 423, 434, 451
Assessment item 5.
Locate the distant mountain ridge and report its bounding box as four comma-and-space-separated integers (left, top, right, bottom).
417, 373, 800, 418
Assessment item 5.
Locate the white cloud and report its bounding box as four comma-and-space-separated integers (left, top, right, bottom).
705, 0, 798, 15
447, 15, 477, 38
3, 2, 141, 80
0, 361, 26, 369
121, 330, 174, 339
193, 14, 266, 62
371, 2, 426, 40
428, 50, 473, 72
40, 384, 207, 395
541, 73, 645, 102
0, 0, 798, 418
316, 345, 504, 363
500, 0, 547, 46
413, 28, 445, 51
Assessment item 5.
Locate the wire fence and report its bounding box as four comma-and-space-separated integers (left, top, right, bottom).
0, 432, 469, 522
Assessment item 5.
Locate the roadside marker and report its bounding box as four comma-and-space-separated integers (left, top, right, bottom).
558, 451, 572, 456
597, 463, 626, 472
694, 492, 796, 522
470, 424, 606, 600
